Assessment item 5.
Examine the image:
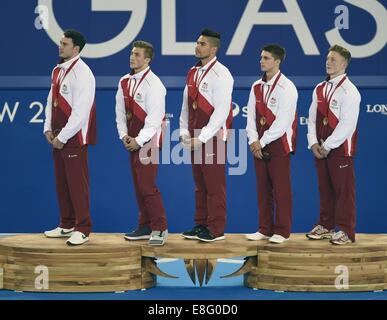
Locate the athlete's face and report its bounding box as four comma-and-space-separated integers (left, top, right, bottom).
59, 36, 79, 60
195, 36, 217, 60
130, 47, 150, 71
260, 50, 280, 73
326, 51, 347, 76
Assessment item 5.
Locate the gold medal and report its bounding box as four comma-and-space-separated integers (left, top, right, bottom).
54, 100, 58, 108
323, 117, 328, 126
260, 116, 266, 126
126, 111, 133, 121
192, 101, 198, 110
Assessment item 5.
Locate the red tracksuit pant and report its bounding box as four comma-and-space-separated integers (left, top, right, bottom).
254, 154, 292, 238
315, 156, 356, 241
53, 146, 92, 236
191, 138, 226, 236
130, 149, 167, 231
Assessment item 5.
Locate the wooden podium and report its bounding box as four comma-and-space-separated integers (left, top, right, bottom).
0, 233, 386, 292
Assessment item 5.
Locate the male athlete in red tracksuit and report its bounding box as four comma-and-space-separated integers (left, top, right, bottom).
246, 44, 298, 244
115, 41, 168, 246
180, 29, 234, 242
306, 45, 360, 245
43, 29, 96, 246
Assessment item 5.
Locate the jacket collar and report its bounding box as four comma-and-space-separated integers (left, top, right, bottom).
129, 66, 150, 80
58, 54, 81, 70
262, 70, 281, 85
326, 73, 347, 85
197, 56, 217, 70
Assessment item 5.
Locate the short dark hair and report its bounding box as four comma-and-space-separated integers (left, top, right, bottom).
132, 40, 154, 61
63, 29, 86, 52
262, 44, 286, 63
201, 28, 221, 48
329, 44, 351, 64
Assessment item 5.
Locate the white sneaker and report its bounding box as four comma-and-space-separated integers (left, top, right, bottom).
149, 230, 168, 246
330, 230, 353, 245
44, 227, 74, 238
246, 232, 270, 241
306, 225, 335, 240
66, 231, 89, 246
269, 234, 289, 244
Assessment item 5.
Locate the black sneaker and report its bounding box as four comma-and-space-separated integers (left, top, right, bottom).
182, 225, 207, 240
197, 228, 225, 242
124, 226, 152, 240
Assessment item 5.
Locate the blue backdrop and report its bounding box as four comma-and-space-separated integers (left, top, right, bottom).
0, 0, 386, 234
0, 88, 386, 233
1, 0, 386, 88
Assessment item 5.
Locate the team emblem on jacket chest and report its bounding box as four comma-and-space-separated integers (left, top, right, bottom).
330, 99, 339, 109
135, 92, 144, 103
269, 96, 277, 107
61, 84, 69, 95
201, 82, 209, 92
